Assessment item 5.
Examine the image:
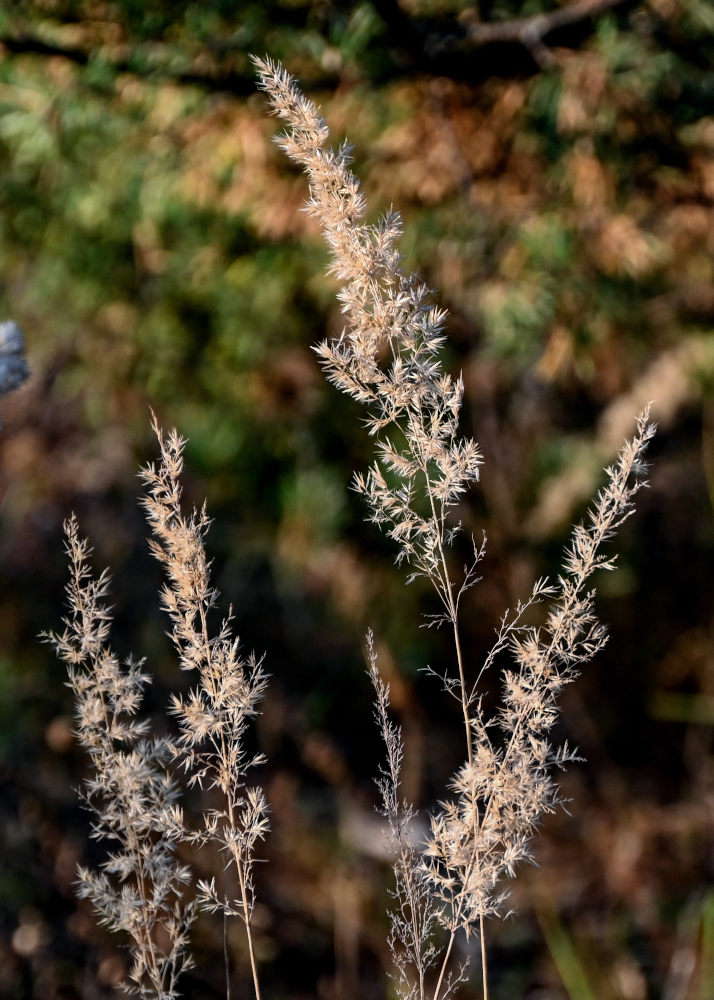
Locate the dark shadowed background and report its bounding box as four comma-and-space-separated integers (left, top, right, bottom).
0, 2, 713, 998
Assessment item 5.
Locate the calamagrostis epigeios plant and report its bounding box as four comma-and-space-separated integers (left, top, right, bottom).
254, 56, 655, 1000
140, 417, 269, 1000
46, 514, 196, 1000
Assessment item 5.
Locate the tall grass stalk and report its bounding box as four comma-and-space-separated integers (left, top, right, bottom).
253, 55, 655, 999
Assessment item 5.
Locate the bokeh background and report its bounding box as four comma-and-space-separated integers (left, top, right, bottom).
0, 2, 713, 998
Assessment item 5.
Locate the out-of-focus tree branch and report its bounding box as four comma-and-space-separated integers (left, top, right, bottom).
0, 0, 637, 90
458, 0, 631, 66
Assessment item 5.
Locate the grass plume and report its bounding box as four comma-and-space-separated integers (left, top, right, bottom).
254, 54, 655, 999
45, 514, 196, 999
48, 418, 271, 1000
140, 416, 269, 1000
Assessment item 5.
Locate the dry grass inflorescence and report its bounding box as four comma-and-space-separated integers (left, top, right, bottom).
48, 57, 655, 1000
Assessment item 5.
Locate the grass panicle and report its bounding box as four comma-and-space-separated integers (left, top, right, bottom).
254, 55, 655, 1000
45, 514, 197, 1000
140, 416, 269, 1000
49, 418, 271, 1000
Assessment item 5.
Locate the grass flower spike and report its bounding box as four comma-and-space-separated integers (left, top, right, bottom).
140, 417, 269, 1000
49, 418, 271, 1000
46, 515, 196, 1000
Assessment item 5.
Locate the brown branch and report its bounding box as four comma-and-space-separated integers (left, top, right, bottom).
461, 0, 630, 66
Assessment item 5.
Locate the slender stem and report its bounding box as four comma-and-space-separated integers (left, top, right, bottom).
224, 910, 231, 1000
405, 855, 426, 1000
480, 915, 489, 1000
419, 446, 481, 995
221, 750, 262, 1000
237, 861, 262, 1000
199, 603, 263, 1000
451, 618, 473, 767
432, 929, 456, 1000
421, 458, 473, 768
